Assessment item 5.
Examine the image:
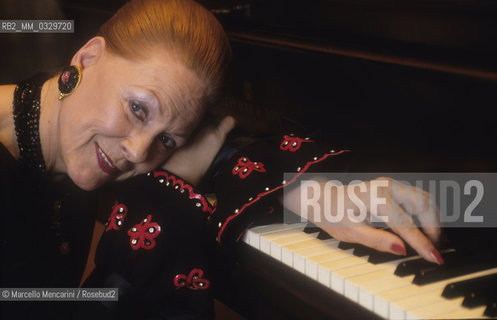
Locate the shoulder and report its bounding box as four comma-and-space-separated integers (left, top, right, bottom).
0, 84, 16, 115
0, 84, 16, 100
0, 84, 18, 156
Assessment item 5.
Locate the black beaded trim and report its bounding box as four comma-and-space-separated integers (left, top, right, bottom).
13, 73, 50, 174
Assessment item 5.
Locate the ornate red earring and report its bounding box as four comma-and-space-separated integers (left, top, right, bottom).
58, 65, 81, 100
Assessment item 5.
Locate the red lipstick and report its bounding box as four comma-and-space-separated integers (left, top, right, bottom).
95, 142, 120, 176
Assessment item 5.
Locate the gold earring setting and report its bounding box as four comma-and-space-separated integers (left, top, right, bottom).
58, 65, 81, 100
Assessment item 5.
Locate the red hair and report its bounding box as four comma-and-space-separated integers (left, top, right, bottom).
99, 0, 231, 103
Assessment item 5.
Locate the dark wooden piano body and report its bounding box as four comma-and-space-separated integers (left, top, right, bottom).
204, 0, 497, 172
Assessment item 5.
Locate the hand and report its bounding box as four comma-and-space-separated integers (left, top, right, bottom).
284, 177, 444, 264
162, 116, 236, 186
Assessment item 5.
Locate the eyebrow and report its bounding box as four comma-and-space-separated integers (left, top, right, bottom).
129, 84, 198, 139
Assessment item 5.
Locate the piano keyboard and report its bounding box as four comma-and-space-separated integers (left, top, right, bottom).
241, 223, 497, 319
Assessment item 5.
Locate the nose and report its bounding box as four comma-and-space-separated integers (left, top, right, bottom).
121, 132, 154, 164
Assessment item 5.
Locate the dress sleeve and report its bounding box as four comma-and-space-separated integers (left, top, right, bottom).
82, 171, 215, 320
209, 134, 352, 247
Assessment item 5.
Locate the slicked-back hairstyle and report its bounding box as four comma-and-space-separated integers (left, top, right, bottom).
99, 0, 231, 104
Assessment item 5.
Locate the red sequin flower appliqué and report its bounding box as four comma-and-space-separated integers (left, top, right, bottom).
105, 201, 128, 232
128, 215, 161, 250
280, 135, 314, 152
232, 157, 266, 179
174, 268, 210, 290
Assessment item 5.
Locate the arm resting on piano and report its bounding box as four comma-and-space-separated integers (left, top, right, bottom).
203, 131, 443, 265
160, 121, 443, 265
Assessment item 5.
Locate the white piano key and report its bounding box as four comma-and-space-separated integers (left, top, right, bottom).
394, 288, 462, 319
405, 297, 465, 320
347, 270, 415, 310
342, 258, 394, 303
318, 256, 369, 291
331, 257, 407, 295
293, 240, 339, 274
374, 296, 389, 319
269, 232, 318, 261
380, 278, 447, 320
258, 225, 307, 254
344, 257, 418, 316
245, 223, 307, 249
432, 305, 487, 319
305, 250, 353, 280
388, 268, 497, 320
344, 271, 396, 310
241, 231, 250, 243
360, 277, 416, 312
281, 237, 325, 267
375, 281, 449, 318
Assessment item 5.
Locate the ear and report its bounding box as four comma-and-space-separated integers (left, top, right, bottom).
70, 36, 106, 69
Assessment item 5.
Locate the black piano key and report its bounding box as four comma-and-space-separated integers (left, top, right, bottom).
403, 245, 417, 257
463, 286, 497, 308
395, 251, 458, 277
316, 231, 333, 240
368, 251, 405, 264
337, 228, 392, 251
413, 258, 497, 285
338, 242, 355, 250
302, 223, 321, 234
366, 244, 419, 264
484, 301, 497, 317
353, 244, 373, 257
350, 227, 394, 256
302, 223, 333, 240
463, 292, 486, 308
442, 273, 497, 298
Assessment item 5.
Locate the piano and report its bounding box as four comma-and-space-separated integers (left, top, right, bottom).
206, 1, 497, 318
211, 222, 497, 320
205, 1, 497, 319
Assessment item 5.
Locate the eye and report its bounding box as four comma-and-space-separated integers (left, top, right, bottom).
159, 134, 176, 150
129, 101, 148, 121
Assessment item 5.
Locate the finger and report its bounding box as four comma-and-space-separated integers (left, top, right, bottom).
393, 183, 441, 244
385, 201, 444, 265
413, 189, 441, 245
322, 223, 408, 256
392, 225, 444, 264
421, 225, 441, 246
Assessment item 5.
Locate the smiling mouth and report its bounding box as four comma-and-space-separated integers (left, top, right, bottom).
95, 142, 121, 176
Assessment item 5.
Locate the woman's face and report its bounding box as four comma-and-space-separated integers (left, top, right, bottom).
56, 45, 206, 191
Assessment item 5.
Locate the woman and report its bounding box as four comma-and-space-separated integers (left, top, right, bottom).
0, 0, 442, 318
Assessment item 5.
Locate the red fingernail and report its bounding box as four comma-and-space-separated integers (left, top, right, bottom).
430, 249, 444, 265
391, 243, 406, 256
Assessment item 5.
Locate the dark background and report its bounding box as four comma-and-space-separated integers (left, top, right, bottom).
1, 0, 496, 172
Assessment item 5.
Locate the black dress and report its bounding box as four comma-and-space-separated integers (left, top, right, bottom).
0, 143, 98, 318
81, 133, 352, 319
81, 171, 216, 319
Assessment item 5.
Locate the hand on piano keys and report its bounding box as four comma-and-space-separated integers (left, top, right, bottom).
241, 222, 497, 319
283, 177, 444, 265
243, 223, 497, 319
